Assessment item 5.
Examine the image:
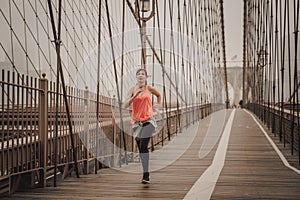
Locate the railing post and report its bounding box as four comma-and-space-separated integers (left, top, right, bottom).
39, 73, 48, 187
84, 87, 89, 174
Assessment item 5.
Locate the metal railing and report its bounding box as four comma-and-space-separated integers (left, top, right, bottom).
247, 103, 300, 165
0, 69, 212, 195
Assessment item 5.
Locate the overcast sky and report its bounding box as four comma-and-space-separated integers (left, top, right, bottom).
224, 0, 243, 68
0, 1, 244, 71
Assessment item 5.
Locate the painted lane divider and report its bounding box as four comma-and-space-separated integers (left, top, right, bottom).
184, 109, 236, 200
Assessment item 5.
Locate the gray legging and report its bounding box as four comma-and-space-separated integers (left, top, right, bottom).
134, 122, 155, 173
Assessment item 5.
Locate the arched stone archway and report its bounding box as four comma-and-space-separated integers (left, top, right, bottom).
226, 66, 243, 105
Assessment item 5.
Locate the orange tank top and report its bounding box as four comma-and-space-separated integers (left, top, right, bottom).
131, 85, 153, 123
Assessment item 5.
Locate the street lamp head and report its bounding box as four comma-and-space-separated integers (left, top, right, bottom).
140, 0, 150, 12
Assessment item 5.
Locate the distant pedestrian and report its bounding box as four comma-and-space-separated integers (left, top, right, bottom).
232, 102, 236, 108
124, 68, 161, 184
239, 99, 243, 108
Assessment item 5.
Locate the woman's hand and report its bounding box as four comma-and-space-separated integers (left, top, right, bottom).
153, 104, 162, 120
132, 87, 143, 98
154, 103, 162, 108
123, 86, 144, 109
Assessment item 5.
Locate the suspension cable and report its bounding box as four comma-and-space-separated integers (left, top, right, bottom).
167, 0, 179, 136
120, 0, 127, 164
155, 0, 171, 142
219, 0, 228, 107
104, 0, 128, 165
95, 0, 102, 174
47, 0, 80, 186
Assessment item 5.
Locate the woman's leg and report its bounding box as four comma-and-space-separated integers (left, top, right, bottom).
137, 123, 155, 182
138, 137, 151, 173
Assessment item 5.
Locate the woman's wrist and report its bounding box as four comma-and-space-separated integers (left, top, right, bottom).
153, 103, 162, 109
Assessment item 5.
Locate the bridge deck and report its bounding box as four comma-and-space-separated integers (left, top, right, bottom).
3, 109, 300, 200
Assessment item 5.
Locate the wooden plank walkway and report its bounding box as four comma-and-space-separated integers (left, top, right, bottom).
2, 109, 300, 199
211, 109, 300, 199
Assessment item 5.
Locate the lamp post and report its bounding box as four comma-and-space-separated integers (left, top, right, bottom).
134, 0, 155, 69
256, 49, 268, 103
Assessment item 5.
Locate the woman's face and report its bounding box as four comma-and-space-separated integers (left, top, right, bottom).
136, 70, 147, 84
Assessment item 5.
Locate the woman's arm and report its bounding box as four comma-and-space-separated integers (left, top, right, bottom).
123, 86, 144, 109
148, 85, 161, 106
123, 87, 134, 109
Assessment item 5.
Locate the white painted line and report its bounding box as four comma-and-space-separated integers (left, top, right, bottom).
244, 109, 300, 174
184, 109, 235, 200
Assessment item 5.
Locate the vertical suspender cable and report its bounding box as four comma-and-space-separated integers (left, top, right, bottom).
261, 0, 266, 120
290, 0, 296, 156
256, 0, 261, 105
207, 0, 212, 105
151, 7, 156, 151
167, 0, 173, 117
104, 0, 128, 165
270, 0, 276, 134
258, 0, 264, 118
52, 0, 61, 187
199, 0, 204, 107
168, 0, 179, 133
286, 0, 294, 154
291, 0, 300, 158
162, 0, 171, 140
251, 0, 255, 103
49, 0, 61, 187
266, 0, 271, 127
182, 0, 188, 118
279, 0, 290, 148
255, 0, 259, 105
280, 0, 287, 144
95, 0, 102, 174
275, 0, 283, 141
262, 0, 266, 121
270, 0, 274, 130
188, 0, 193, 123
264, 0, 269, 123
195, 0, 201, 119
243, 0, 247, 104
187, 0, 192, 117
155, 0, 170, 143
287, 1, 300, 103
169, 0, 180, 128
207, 1, 212, 106
47, 0, 80, 186
176, 0, 181, 125
121, 0, 127, 157
294, 0, 300, 165
274, 0, 281, 139
251, 1, 255, 102
254, 1, 258, 103
187, 0, 192, 113
220, 0, 228, 108
192, 0, 197, 122
189, 0, 194, 117
135, 1, 146, 68
177, 0, 184, 130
